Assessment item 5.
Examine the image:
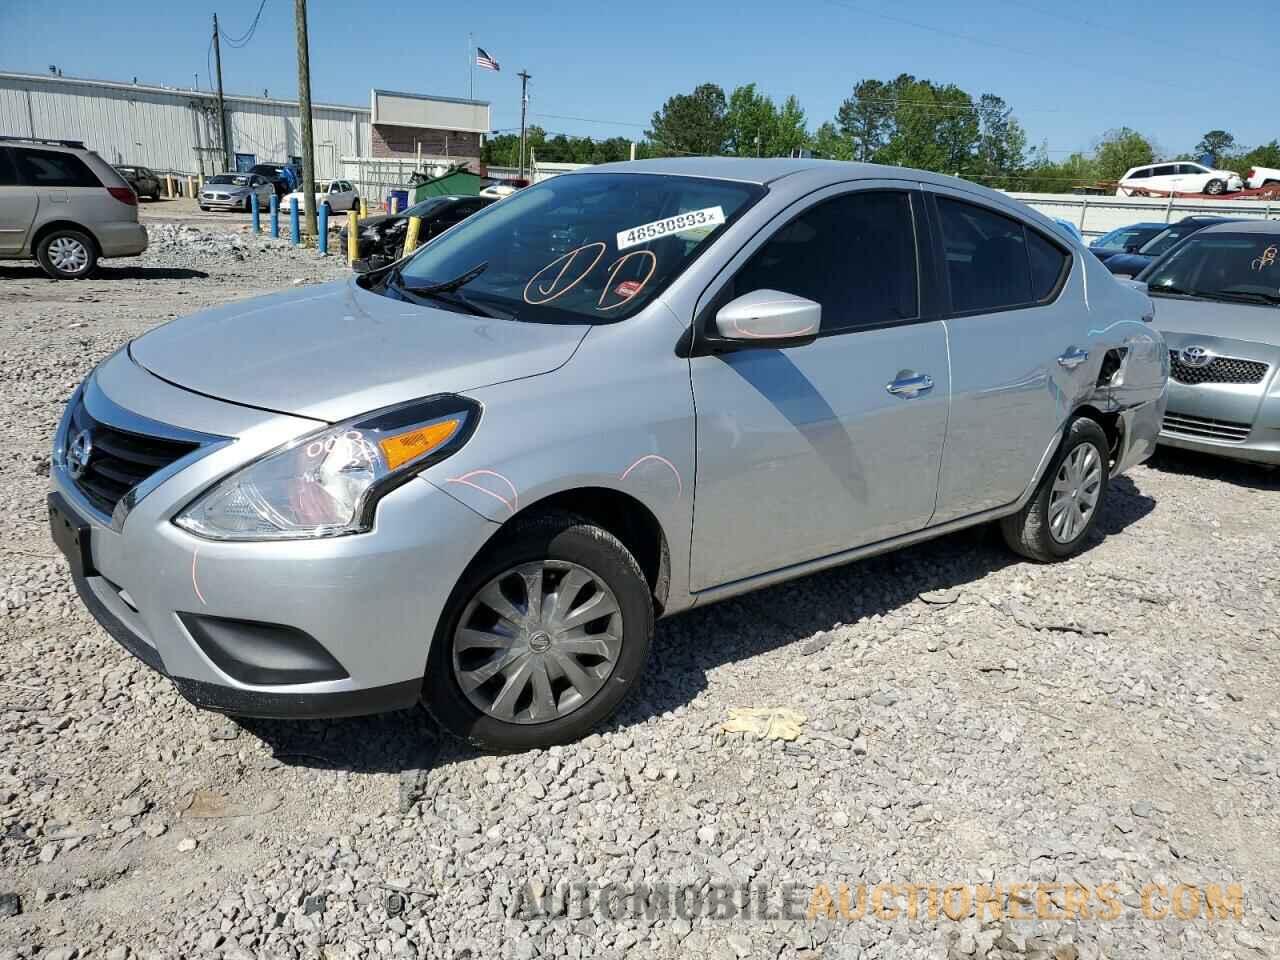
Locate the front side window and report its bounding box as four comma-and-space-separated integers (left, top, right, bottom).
1127, 167, 1151, 180
1092, 225, 1162, 252
14, 149, 99, 188
1152, 165, 1177, 178
391, 173, 764, 324
1142, 233, 1280, 306
724, 190, 919, 333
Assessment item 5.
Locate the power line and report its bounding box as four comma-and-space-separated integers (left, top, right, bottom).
220, 0, 269, 48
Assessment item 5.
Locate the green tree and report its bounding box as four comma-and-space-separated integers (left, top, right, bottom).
1221, 139, 1280, 177
646, 83, 729, 156
835, 78, 897, 161
725, 84, 776, 156
1020, 146, 1099, 193
811, 121, 853, 160
772, 95, 809, 157
1094, 128, 1155, 181
974, 94, 1027, 188
1195, 130, 1236, 164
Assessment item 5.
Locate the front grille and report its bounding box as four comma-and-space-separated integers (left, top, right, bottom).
66, 399, 198, 516
1169, 350, 1268, 385
1162, 411, 1252, 443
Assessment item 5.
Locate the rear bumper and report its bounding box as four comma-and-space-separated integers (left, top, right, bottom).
96, 222, 149, 258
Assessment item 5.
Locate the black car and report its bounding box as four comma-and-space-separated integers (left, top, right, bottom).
113, 165, 162, 200
1100, 216, 1242, 277
340, 195, 495, 263
1088, 222, 1166, 263
249, 163, 296, 197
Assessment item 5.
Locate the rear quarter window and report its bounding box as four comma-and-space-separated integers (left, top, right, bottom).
1027, 229, 1071, 300
14, 149, 101, 188
0, 148, 17, 186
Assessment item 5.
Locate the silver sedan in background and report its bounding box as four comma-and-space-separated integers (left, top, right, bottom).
199, 172, 275, 212
1140, 220, 1280, 463
49, 159, 1166, 751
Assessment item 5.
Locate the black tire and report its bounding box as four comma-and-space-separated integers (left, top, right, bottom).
1001, 417, 1110, 562
200, 205, 209, 212
424, 511, 653, 752
35, 228, 98, 280
1204, 178, 1226, 195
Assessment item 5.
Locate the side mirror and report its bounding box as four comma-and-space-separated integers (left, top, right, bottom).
713, 289, 821, 346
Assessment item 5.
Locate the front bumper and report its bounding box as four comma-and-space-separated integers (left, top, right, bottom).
199, 194, 249, 210
50, 352, 499, 719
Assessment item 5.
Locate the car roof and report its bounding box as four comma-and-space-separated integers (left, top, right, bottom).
583, 156, 998, 190
1195, 219, 1280, 235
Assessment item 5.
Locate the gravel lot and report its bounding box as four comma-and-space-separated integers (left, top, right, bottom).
2, 209, 1279, 960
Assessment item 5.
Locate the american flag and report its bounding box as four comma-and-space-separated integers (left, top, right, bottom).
475, 48, 500, 71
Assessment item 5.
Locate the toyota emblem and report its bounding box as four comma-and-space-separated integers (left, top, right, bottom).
67, 429, 93, 480
1180, 345, 1213, 368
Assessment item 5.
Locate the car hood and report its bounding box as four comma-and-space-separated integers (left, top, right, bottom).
1149, 293, 1280, 346
130, 278, 589, 422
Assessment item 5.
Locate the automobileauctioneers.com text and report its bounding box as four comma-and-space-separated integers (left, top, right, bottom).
509, 880, 1245, 924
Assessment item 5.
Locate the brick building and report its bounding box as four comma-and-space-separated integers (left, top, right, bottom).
369, 89, 490, 173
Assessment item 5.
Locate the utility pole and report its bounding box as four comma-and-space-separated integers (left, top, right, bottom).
212, 13, 230, 171
517, 70, 531, 180
294, 0, 318, 243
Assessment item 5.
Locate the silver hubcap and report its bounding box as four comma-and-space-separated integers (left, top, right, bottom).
48, 237, 88, 273
452, 560, 623, 724
1048, 442, 1103, 544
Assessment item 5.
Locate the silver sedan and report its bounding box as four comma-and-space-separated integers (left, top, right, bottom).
198, 172, 275, 212
1140, 220, 1280, 464
49, 158, 1167, 751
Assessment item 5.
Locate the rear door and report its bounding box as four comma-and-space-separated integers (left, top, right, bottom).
13, 147, 111, 235
0, 147, 37, 254
926, 188, 1087, 523
688, 182, 951, 590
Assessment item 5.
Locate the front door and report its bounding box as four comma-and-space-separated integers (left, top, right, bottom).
688, 184, 950, 591
0, 148, 38, 255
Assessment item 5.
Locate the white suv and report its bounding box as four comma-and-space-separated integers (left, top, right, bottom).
1117, 161, 1243, 197
1245, 166, 1280, 190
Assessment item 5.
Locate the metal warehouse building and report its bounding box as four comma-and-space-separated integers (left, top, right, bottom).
0, 71, 491, 196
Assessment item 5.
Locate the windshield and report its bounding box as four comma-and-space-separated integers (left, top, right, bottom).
209, 174, 248, 186
1093, 225, 1162, 251
1141, 233, 1280, 304
391, 172, 764, 323
1138, 224, 1204, 257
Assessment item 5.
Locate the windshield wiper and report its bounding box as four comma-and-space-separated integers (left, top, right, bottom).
1209, 290, 1280, 306
400, 261, 489, 295
1148, 284, 1200, 297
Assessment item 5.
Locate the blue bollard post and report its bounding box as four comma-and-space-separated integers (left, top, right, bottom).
270, 194, 279, 238
317, 203, 328, 256
251, 190, 261, 235
289, 197, 300, 246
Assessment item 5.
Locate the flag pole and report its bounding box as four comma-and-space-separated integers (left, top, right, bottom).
468, 34, 474, 100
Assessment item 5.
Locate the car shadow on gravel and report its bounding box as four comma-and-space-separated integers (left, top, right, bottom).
232, 477, 1156, 776
0, 266, 209, 281
1147, 447, 1279, 491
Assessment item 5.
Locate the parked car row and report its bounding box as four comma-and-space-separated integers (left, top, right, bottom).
49, 157, 1171, 750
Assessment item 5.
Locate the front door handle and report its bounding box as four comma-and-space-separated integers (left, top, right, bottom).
1057, 347, 1089, 369
886, 373, 934, 398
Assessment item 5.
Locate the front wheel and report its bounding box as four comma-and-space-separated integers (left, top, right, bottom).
424, 512, 653, 751
1204, 178, 1226, 195
1001, 417, 1110, 562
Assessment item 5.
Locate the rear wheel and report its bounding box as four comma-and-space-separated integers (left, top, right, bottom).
1001, 417, 1110, 562
1204, 178, 1226, 195
36, 229, 97, 280
424, 511, 653, 751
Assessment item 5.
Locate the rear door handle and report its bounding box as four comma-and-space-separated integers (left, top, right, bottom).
1057, 347, 1089, 369
886, 373, 934, 398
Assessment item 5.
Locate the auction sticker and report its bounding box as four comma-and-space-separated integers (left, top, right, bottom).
617, 206, 725, 251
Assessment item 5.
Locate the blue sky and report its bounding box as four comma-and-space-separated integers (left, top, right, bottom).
1, 0, 1272, 159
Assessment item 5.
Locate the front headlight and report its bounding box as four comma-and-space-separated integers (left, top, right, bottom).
174, 394, 480, 541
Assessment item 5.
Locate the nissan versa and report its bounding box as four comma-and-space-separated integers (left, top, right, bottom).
49, 159, 1168, 751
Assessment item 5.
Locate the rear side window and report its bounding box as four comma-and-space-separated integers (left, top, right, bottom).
1027, 230, 1070, 300
729, 190, 919, 333
0, 148, 17, 186
14, 149, 101, 188
938, 197, 1070, 312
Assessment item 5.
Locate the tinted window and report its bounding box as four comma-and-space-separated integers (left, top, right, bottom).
0, 148, 17, 186
1027, 229, 1070, 300
1127, 168, 1151, 179
1153, 165, 1177, 177
14, 149, 100, 188
937, 197, 1032, 312
728, 191, 918, 333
